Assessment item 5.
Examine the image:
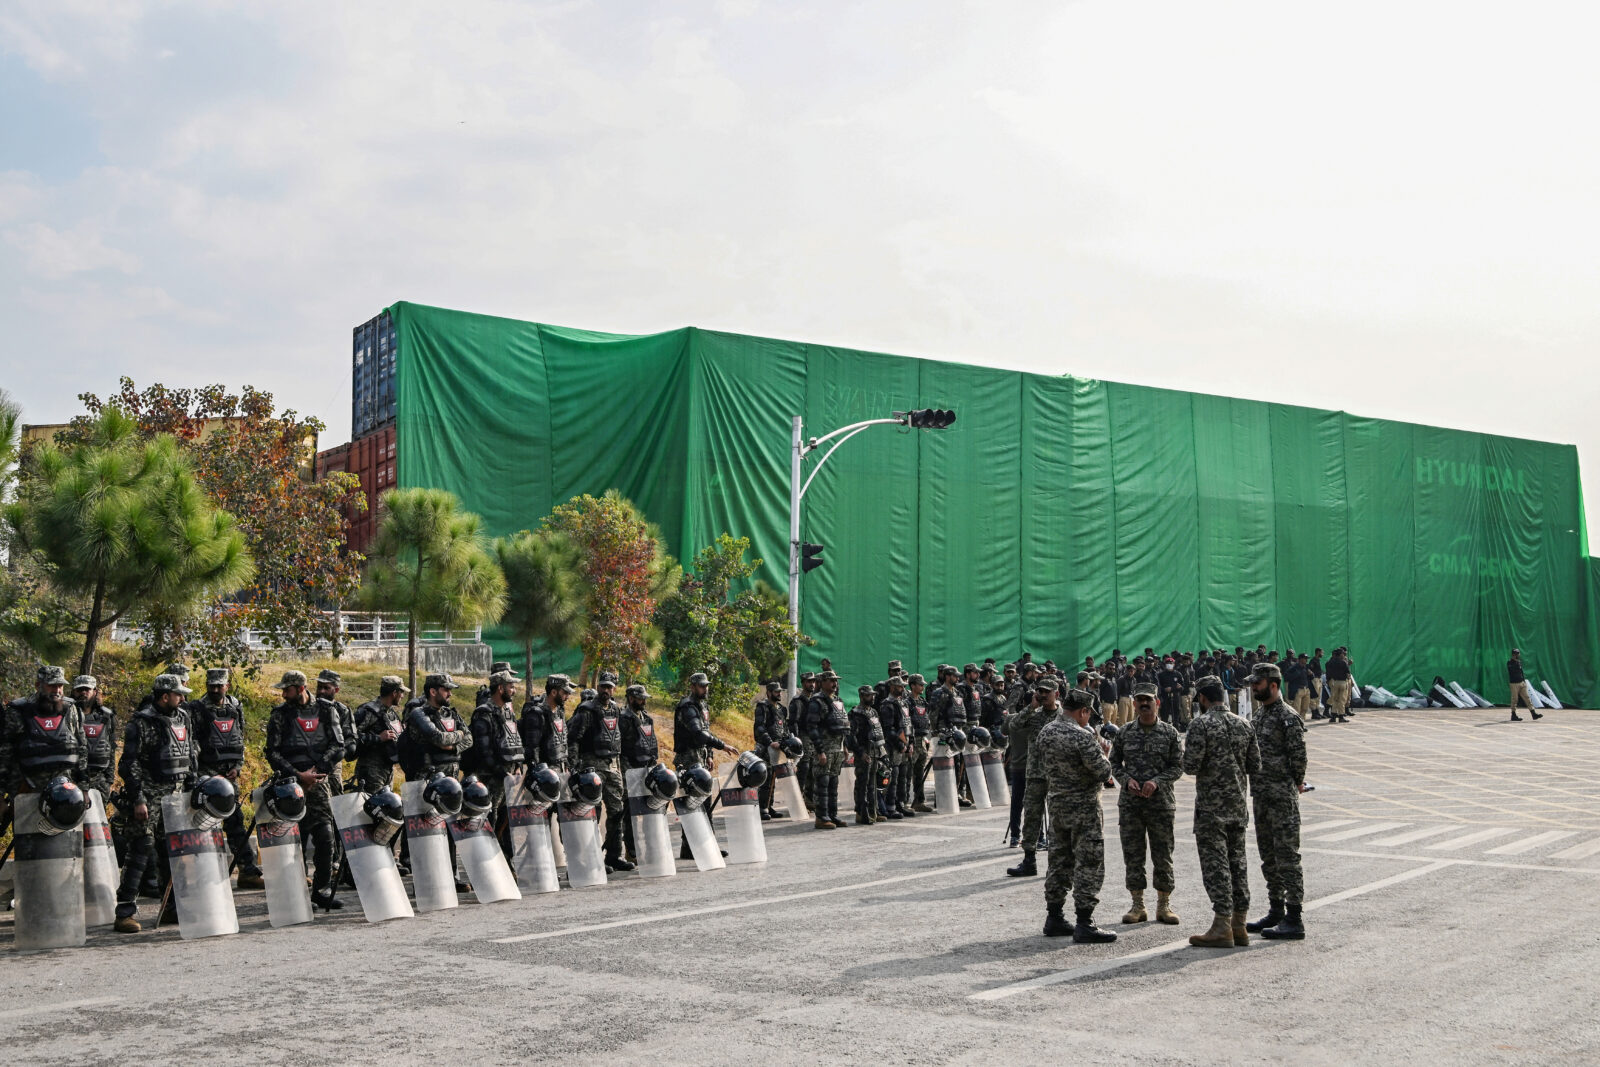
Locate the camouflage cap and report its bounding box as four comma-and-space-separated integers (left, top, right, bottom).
163, 663, 191, 680
1033, 677, 1059, 692
858, 684, 873, 697
489, 661, 518, 677
489, 670, 518, 688
1021, 661, 1040, 675
545, 673, 576, 692
581, 688, 597, 701
205, 668, 230, 686
765, 679, 784, 692
36, 665, 68, 686
625, 683, 649, 699
887, 674, 905, 688
687, 671, 710, 685
597, 670, 619, 686
316, 668, 341, 687
887, 660, 902, 671
1063, 687, 1094, 710
153, 673, 192, 695
962, 662, 978, 673
818, 670, 839, 682
72, 674, 98, 691
1195, 674, 1223, 691
907, 673, 925, 685
1251, 663, 1283, 683
800, 672, 816, 683
272, 670, 308, 689
1132, 682, 1158, 698
424, 672, 459, 690
379, 675, 411, 694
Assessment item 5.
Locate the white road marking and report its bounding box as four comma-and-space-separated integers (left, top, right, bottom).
968, 861, 1454, 1001
489, 856, 1004, 944
0, 996, 117, 1020
1366, 826, 1459, 847
1295, 819, 1359, 835
1311, 821, 1408, 842
1303, 846, 1600, 874
1484, 830, 1579, 855
1424, 827, 1519, 851
1551, 837, 1600, 862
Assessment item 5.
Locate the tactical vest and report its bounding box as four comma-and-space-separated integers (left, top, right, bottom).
539, 701, 569, 766
580, 701, 621, 760
415, 706, 464, 772
199, 699, 245, 770
82, 706, 115, 772
623, 708, 658, 767
824, 696, 849, 736
17, 702, 79, 771
137, 708, 192, 781
908, 697, 931, 737
356, 702, 400, 762
493, 706, 525, 765
277, 704, 334, 772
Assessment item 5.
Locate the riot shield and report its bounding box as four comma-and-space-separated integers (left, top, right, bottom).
961, 745, 992, 809
329, 792, 412, 923
249, 786, 313, 928
449, 815, 520, 904
82, 789, 118, 929
769, 751, 807, 817
672, 795, 725, 872
557, 792, 607, 889
401, 780, 459, 913
13, 791, 86, 951
931, 742, 961, 815
980, 749, 1010, 807
504, 774, 560, 894
624, 768, 675, 879
836, 753, 855, 815
160, 792, 240, 940
717, 765, 767, 866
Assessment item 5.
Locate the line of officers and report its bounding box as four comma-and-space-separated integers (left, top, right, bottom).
757, 658, 1310, 946
0, 659, 740, 935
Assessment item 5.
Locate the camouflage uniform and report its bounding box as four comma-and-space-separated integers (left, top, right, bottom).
847, 689, 887, 822
1036, 712, 1113, 913
76, 685, 119, 801
188, 676, 256, 879
805, 684, 849, 818
1109, 715, 1183, 893
1182, 700, 1261, 915
1, 687, 88, 795
1009, 699, 1050, 847
353, 695, 404, 793
265, 677, 348, 898
570, 683, 626, 858
1252, 696, 1308, 907
114, 677, 199, 922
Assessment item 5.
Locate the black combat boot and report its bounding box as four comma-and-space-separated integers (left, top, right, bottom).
1246, 900, 1285, 933
828, 778, 847, 828
1531, 709, 1543, 720
1261, 904, 1305, 940
1043, 903, 1072, 937
1006, 850, 1037, 877
1072, 909, 1117, 943
1510, 712, 1523, 721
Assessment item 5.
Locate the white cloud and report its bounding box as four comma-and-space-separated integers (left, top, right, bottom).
5, 220, 139, 278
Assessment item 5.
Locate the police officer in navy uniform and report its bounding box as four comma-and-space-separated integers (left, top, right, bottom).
188, 667, 261, 889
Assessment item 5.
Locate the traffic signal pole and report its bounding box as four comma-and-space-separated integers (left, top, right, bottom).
786, 411, 953, 696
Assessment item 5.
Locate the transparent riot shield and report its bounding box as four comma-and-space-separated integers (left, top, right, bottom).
931, 742, 961, 815
329, 792, 412, 923
401, 780, 458, 913
448, 815, 520, 904
250, 786, 313, 929
13, 792, 86, 951
160, 792, 240, 940
624, 768, 675, 879
504, 774, 560, 894
82, 789, 118, 929
717, 765, 767, 866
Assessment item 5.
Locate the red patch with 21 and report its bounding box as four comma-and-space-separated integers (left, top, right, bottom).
34, 715, 63, 731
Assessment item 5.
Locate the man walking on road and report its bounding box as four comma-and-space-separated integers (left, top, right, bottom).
1507, 649, 1543, 722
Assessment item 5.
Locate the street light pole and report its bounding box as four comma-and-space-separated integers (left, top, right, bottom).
786, 411, 949, 695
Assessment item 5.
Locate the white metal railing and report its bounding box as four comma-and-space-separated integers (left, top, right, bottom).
112, 611, 482, 653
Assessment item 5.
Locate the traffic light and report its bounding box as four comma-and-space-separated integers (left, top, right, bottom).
801, 542, 825, 573
905, 409, 957, 429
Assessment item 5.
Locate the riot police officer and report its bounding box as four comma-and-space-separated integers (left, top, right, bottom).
804, 671, 850, 829
352, 675, 409, 793
848, 685, 888, 824
674, 671, 738, 854
73, 674, 118, 802
752, 680, 793, 820
618, 683, 660, 866
469, 669, 525, 854
519, 673, 576, 773
1, 665, 88, 799
569, 671, 632, 872
188, 667, 261, 889
313, 669, 356, 792
903, 672, 930, 814
113, 673, 196, 933
790, 671, 818, 811
875, 674, 912, 820
265, 669, 348, 910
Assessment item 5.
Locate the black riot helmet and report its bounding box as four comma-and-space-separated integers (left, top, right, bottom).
527, 763, 563, 805
735, 750, 769, 789
191, 775, 239, 827
263, 777, 307, 823
944, 727, 966, 751
364, 788, 404, 846
423, 773, 464, 817
1099, 722, 1121, 741
679, 765, 715, 800
968, 726, 992, 749
644, 762, 680, 804
780, 735, 804, 759
569, 769, 604, 805
461, 776, 492, 819
38, 775, 87, 835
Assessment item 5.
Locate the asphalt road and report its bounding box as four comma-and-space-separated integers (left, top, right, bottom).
3, 707, 1597, 1065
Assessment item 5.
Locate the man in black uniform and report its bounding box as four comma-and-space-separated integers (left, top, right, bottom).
675, 671, 739, 852
848, 685, 887, 825
617, 682, 660, 865
906, 672, 934, 812
265, 669, 348, 910
188, 667, 261, 889
753, 680, 792, 820
313, 669, 356, 793
875, 674, 912, 820
791, 671, 818, 811
1157, 657, 1183, 726
519, 673, 576, 773
469, 669, 526, 854
113, 673, 195, 932
568, 671, 632, 872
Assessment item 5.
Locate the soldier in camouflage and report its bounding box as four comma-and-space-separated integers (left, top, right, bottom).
753, 680, 792, 819
73, 674, 118, 802
469, 669, 526, 857
188, 667, 262, 889
1109, 682, 1183, 924
675, 671, 740, 853
901, 672, 928, 815
1246, 662, 1309, 940
266, 669, 350, 910
791, 671, 818, 809
570, 671, 633, 872
1, 665, 88, 797
1006, 682, 1050, 870
847, 685, 887, 825
519, 673, 576, 774
874, 674, 911, 820
804, 671, 850, 829
112, 673, 197, 933
353, 676, 409, 793
1034, 684, 1117, 941
1183, 675, 1261, 948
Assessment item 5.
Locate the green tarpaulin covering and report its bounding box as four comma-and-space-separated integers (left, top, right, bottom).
389, 301, 1599, 704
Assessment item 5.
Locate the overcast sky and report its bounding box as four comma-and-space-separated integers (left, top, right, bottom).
4, 1, 1599, 532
